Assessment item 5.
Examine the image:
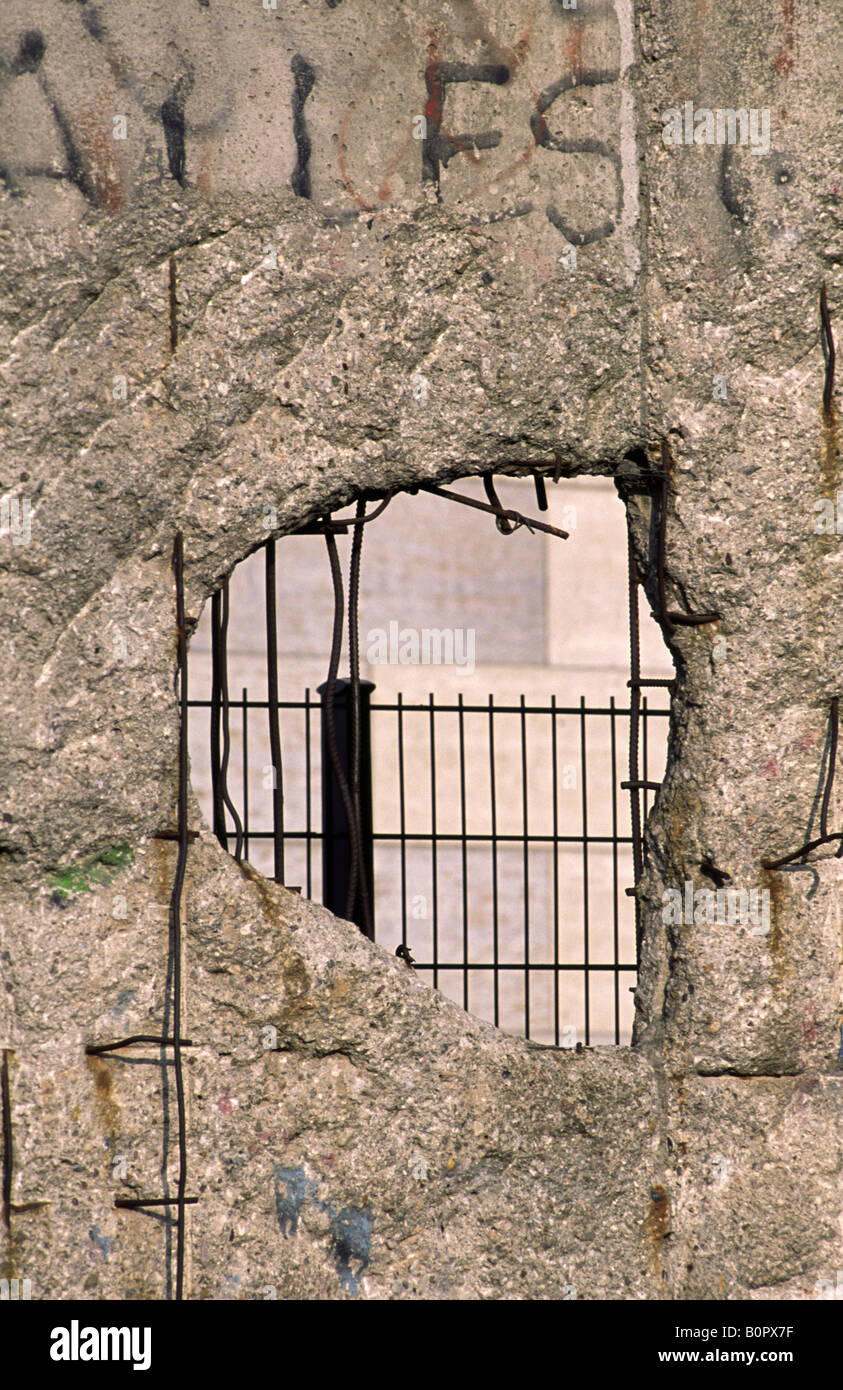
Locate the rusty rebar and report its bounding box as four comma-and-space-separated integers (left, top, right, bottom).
422, 483, 569, 539
483, 474, 515, 534
86, 1036, 194, 1056
116, 1197, 199, 1210
170, 532, 190, 1302
291, 496, 393, 537
1, 1051, 12, 1232
627, 521, 643, 962
762, 698, 843, 868
210, 590, 227, 851
820, 696, 839, 840
335, 494, 393, 527
761, 830, 843, 871
168, 255, 178, 355
821, 281, 836, 418
656, 470, 674, 635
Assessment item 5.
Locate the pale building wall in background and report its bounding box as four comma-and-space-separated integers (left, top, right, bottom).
189, 477, 673, 1043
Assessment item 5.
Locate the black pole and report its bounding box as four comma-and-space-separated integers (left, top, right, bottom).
319, 677, 375, 938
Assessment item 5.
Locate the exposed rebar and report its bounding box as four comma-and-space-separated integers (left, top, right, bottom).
627, 518, 643, 963
1, 1051, 12, 1233
422, 483, 569, 539
170, 532, 190, 1301
821, 281, 836, 418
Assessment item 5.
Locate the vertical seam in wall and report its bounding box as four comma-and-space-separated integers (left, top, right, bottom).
616, 0, 650, 441
617, 0, 641, 288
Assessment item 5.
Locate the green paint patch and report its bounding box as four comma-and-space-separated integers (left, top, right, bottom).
50, 842, 133, 903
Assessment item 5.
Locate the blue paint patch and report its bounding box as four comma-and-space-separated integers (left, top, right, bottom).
273, 1166, 373, 1293
329, 1207, 372, 1297
838, 1028, 843, 1064
274, 1165, 308, 1238
112, 988, 136, 1017
90, 1224, 116, 1258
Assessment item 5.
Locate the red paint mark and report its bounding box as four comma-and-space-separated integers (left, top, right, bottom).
797, 732, 818, 751
801, 1003, 818, 1047
761, 758, 779, 779
516, 242, 557, 280
684, 0, 710, 62
565, 24, 586, 81
337, 17, 537, 216
424, 33, 444, 128
218, 1087, 237, 1115
460, 0, 532, 75
773, 0, 796, 74
77, 96, 123, 213
196, 139, 214, 199
794, 1074, 819, 1098
337, 33, 419, 214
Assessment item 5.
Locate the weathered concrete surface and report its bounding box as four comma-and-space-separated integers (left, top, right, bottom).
0, 188, 642, 869
8, 837, 842, 1300
631, 0, 843, 1075
5, 838, 670, 1299
1, 0, 842, 1298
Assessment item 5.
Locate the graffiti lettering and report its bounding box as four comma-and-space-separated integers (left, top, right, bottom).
531, 67, 621, 244
161, 74, 192, 188
2, 2, 624, 248
0, 29, 96, 203
422, 40, 510, 198
291, 55, 316, 199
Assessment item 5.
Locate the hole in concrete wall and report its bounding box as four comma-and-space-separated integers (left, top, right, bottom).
188, 475, 673, 1046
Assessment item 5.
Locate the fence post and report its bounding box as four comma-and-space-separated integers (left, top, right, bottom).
318, 678, 375, 938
